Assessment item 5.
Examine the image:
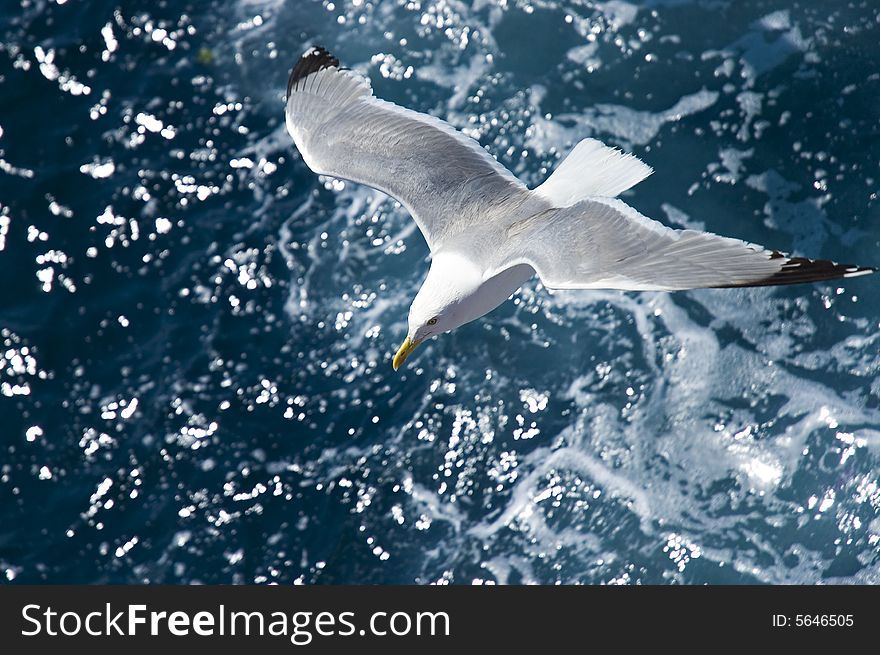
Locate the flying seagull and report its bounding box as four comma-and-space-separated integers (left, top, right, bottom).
284, 46, 875, 370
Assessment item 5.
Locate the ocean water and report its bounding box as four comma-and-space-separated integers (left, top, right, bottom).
1, 0, 879, 585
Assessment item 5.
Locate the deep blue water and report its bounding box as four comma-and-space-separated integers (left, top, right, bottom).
1, 0, 879, 584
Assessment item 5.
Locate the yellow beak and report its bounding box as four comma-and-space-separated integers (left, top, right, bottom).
392, 336, 422, 370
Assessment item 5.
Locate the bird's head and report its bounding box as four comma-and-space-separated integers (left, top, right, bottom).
392, 252, 481, 370
391, 309, 446, 371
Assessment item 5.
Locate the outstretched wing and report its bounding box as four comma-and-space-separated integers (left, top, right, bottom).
494, 196, 874, 290
285, 47, 531, 250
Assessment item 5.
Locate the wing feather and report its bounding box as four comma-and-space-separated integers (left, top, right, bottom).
494, 197, 875, 290
284, 47, 531, 250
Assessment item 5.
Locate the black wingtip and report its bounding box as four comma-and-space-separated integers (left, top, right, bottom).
287, 46, 339, 99
715, 255, 877, 289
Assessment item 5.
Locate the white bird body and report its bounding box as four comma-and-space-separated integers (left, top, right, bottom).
412, 252, 535, 333
284, 46, 874, 369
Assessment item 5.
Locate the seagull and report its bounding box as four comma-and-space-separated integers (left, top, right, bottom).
284, 46, 875, 370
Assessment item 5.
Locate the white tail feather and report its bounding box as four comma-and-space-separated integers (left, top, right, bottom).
534, 138, 653, 207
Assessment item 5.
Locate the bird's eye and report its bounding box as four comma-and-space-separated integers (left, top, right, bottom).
427, 317, 438, 326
